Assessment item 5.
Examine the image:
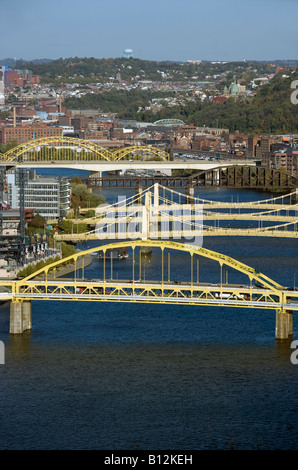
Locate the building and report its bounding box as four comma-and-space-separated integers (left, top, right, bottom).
0, 123, 63, 144
247, 135, 292, 158
228, 77, 246, 96
1, 208, 34, 235
262, 149, 298, 174
3, 68, 40, 86
247, 136, 261, 157
0, 66, 6, 105
6, 171, 71, 218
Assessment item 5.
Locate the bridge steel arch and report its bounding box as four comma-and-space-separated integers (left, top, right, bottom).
2, 239, 295, 338
14, 239, 282, 292
0, 139, 170, 163
153, 119, 185, 127
0, 136, 113, 163
111, 145, 170, 161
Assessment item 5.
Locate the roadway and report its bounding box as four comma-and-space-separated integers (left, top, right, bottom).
0, 159, 256, 173
54, 228, 298, 241
1, 278, 298, 311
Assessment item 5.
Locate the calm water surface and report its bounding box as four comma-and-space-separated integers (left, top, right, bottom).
0, 186, 297, 450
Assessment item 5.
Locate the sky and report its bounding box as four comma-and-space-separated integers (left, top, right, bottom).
1, 0, 298, 62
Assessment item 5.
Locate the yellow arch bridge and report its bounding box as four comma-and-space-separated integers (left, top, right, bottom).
0, 240, 296, 339
0, 136, 170, 163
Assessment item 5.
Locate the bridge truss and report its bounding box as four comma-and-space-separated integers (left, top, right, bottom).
153, 119, 185, 127
1, 238, 296, 338
190, 166, 298, 191
0, 137, 170, 163
0, 239, 295, 308
86, 166, 298, 191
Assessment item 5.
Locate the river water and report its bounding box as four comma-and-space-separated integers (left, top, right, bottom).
0, 182, 297, 450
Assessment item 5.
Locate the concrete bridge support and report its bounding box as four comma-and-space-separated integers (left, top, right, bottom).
185, 185, 195, 204
291, 188, 298, 204
89, 171, 102, 186
275, 309, 293, 340
10, 300, 32, 334
135, 184, 143, 204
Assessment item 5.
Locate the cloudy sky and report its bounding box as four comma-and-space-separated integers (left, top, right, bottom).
1, 0, 297, 62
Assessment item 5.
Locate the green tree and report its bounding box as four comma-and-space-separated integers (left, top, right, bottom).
0, 140, 18, 153
70, 176, 82, 184
29, 213, 46, 228
60, 242, 77, 258
71, 183, 88, 197
58, 220, 87, 234
85, 192, 105, 208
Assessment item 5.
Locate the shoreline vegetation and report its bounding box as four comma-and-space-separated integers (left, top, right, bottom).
16, 242, 88, 278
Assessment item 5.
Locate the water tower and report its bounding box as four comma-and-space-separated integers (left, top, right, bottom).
123, 48, 133, 58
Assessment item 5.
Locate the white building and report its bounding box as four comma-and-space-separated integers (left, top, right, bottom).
7, 171, 71, 218
0, 66, 5, 105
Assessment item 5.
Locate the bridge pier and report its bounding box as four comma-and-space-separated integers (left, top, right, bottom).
185, 185, 195, 204
135, 184, 143, 204
275, 309, 293, 340
10, 300, 32, 334
89, 171, 102, 186
291, 188, 298, 204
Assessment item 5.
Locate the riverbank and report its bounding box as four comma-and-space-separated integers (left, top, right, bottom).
0, 253, 93, 281
45, 254, 93, 279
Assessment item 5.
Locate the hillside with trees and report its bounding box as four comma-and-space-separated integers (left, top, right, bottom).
18, 56, 298, 134
145, 72, 298, 134
21, 57, 275, 84
63, 70, 298, 134
64, 88, 175, 117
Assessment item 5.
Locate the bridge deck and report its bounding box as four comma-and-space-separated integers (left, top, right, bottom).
1, 278, 297, 311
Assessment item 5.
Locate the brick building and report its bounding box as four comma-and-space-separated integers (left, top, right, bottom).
191, 135, 221, 151
247, 136, 261, 157
229, 131, 248, 153
8, 107, 37, 119
262, 149, 298, 174
4, 69, 40, 86
0, 123, 63, 144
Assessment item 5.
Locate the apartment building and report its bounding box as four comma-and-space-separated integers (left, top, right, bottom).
262, 149, 298, 174
4, 68, 40, 86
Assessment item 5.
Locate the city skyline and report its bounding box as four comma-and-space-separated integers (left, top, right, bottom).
1, 0, 298, 63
